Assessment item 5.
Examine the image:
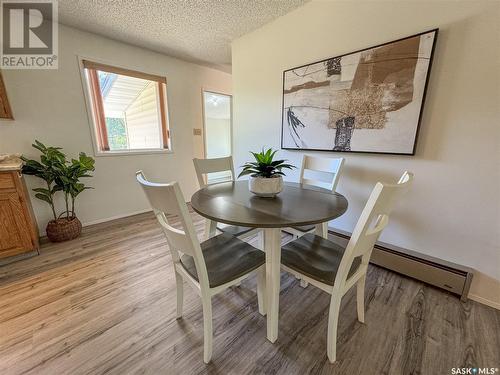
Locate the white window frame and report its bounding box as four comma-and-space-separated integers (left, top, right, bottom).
77, 56, 173, 157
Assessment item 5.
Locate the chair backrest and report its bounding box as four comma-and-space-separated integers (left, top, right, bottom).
193, 156, 235, 188
136, 171, 209, 286
299, 155, 345, 192
334, 171, 414, 288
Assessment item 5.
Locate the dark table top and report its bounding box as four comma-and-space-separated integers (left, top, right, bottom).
190, 181, 348, 228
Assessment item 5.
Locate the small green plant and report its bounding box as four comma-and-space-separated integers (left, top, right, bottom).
238, 148, 295, 178
21, 140, 95, 221
55, 153, 96, 219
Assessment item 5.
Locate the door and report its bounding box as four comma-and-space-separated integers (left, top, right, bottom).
202, 91, 232, 183
0, 191, 32, 258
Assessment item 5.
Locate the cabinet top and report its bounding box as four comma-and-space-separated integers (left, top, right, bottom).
0, 154, 22, 171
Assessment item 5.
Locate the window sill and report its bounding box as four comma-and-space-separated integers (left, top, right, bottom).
94, 148, 173, 157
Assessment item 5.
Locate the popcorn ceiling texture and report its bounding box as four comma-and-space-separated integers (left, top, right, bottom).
58, 0, 308, 72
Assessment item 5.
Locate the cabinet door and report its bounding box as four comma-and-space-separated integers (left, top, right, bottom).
0, 191, 33, 257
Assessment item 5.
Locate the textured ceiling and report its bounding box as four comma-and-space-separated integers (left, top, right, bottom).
58, 0, 308, 72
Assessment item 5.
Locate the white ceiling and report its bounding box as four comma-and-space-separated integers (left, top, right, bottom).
58, 0, 308, 72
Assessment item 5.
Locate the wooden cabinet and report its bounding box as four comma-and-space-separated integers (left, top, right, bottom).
0, 170, 39, 259
0, 71, 13, 120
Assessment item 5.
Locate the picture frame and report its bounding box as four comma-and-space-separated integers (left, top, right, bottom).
281, 29, 438, 155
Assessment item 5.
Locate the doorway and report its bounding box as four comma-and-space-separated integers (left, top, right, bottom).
202, 90, 232, 183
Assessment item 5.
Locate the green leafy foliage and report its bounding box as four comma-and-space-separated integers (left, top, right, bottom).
238, 148, 295, 178
55, 152, 96, 219
21, 140, 95, 221
105, 117, 128, 150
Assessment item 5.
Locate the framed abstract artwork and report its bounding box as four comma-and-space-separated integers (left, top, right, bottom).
281, 29, 438, 155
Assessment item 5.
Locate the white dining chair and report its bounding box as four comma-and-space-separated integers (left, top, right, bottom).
136, 171, 266, 363
280, 171, 413, 363
285, 155, 345, 239
193, 156, 263, 244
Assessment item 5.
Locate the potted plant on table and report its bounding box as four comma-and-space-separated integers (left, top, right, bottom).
238, 148, 295, 198
21, 140, 95, 242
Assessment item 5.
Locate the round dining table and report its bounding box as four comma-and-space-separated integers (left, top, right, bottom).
191, 180, 348, 343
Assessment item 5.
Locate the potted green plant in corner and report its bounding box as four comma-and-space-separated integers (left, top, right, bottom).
238, 148, 295, 198
21, 140, 95, 242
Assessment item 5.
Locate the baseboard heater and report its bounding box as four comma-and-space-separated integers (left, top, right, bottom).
324, 229, 474, 301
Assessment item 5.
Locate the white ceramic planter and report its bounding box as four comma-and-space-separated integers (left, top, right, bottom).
248, 176, 283, 198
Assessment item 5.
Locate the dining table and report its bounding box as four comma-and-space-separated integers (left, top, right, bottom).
191, 180, 348, 343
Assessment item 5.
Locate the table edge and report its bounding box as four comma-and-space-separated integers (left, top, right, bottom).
190, 181, 348, 228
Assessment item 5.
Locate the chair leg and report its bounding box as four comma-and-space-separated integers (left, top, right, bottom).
202, 295, 213, 363
315, 222, 329, 239
327, 293, 342, 363
291, 264, 308, 287
356, 275, 366, 323
257, 231, 264, 251
204, 219, 217, 241
257, 267, 266, 316
175, 271, 184, 319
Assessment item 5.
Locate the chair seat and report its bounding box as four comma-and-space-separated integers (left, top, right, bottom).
180, 233, 265, 288
290, 224, 316, 233
281, 233, 362, 286
216, 223, 255, 237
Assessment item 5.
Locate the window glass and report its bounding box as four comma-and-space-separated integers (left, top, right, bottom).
82, 60, 169, 153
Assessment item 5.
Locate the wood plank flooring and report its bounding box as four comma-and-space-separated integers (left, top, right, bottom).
0, 210, 499, 375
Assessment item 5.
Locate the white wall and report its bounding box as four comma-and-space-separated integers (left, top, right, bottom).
0, 24, 231, 229
232, 1, 500, 305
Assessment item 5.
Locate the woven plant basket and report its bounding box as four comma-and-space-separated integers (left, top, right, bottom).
46, 216, 82, 242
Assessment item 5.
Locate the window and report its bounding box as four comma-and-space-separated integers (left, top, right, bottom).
82, 60, 170, 153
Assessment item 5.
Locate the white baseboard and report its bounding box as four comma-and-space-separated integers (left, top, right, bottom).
468, 271, 500, 310
469, 293, 500, 310
39, 209, 153, 237
82, 209, 153, 227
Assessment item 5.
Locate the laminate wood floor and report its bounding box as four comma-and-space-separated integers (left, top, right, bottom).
0, 210, 499, 375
